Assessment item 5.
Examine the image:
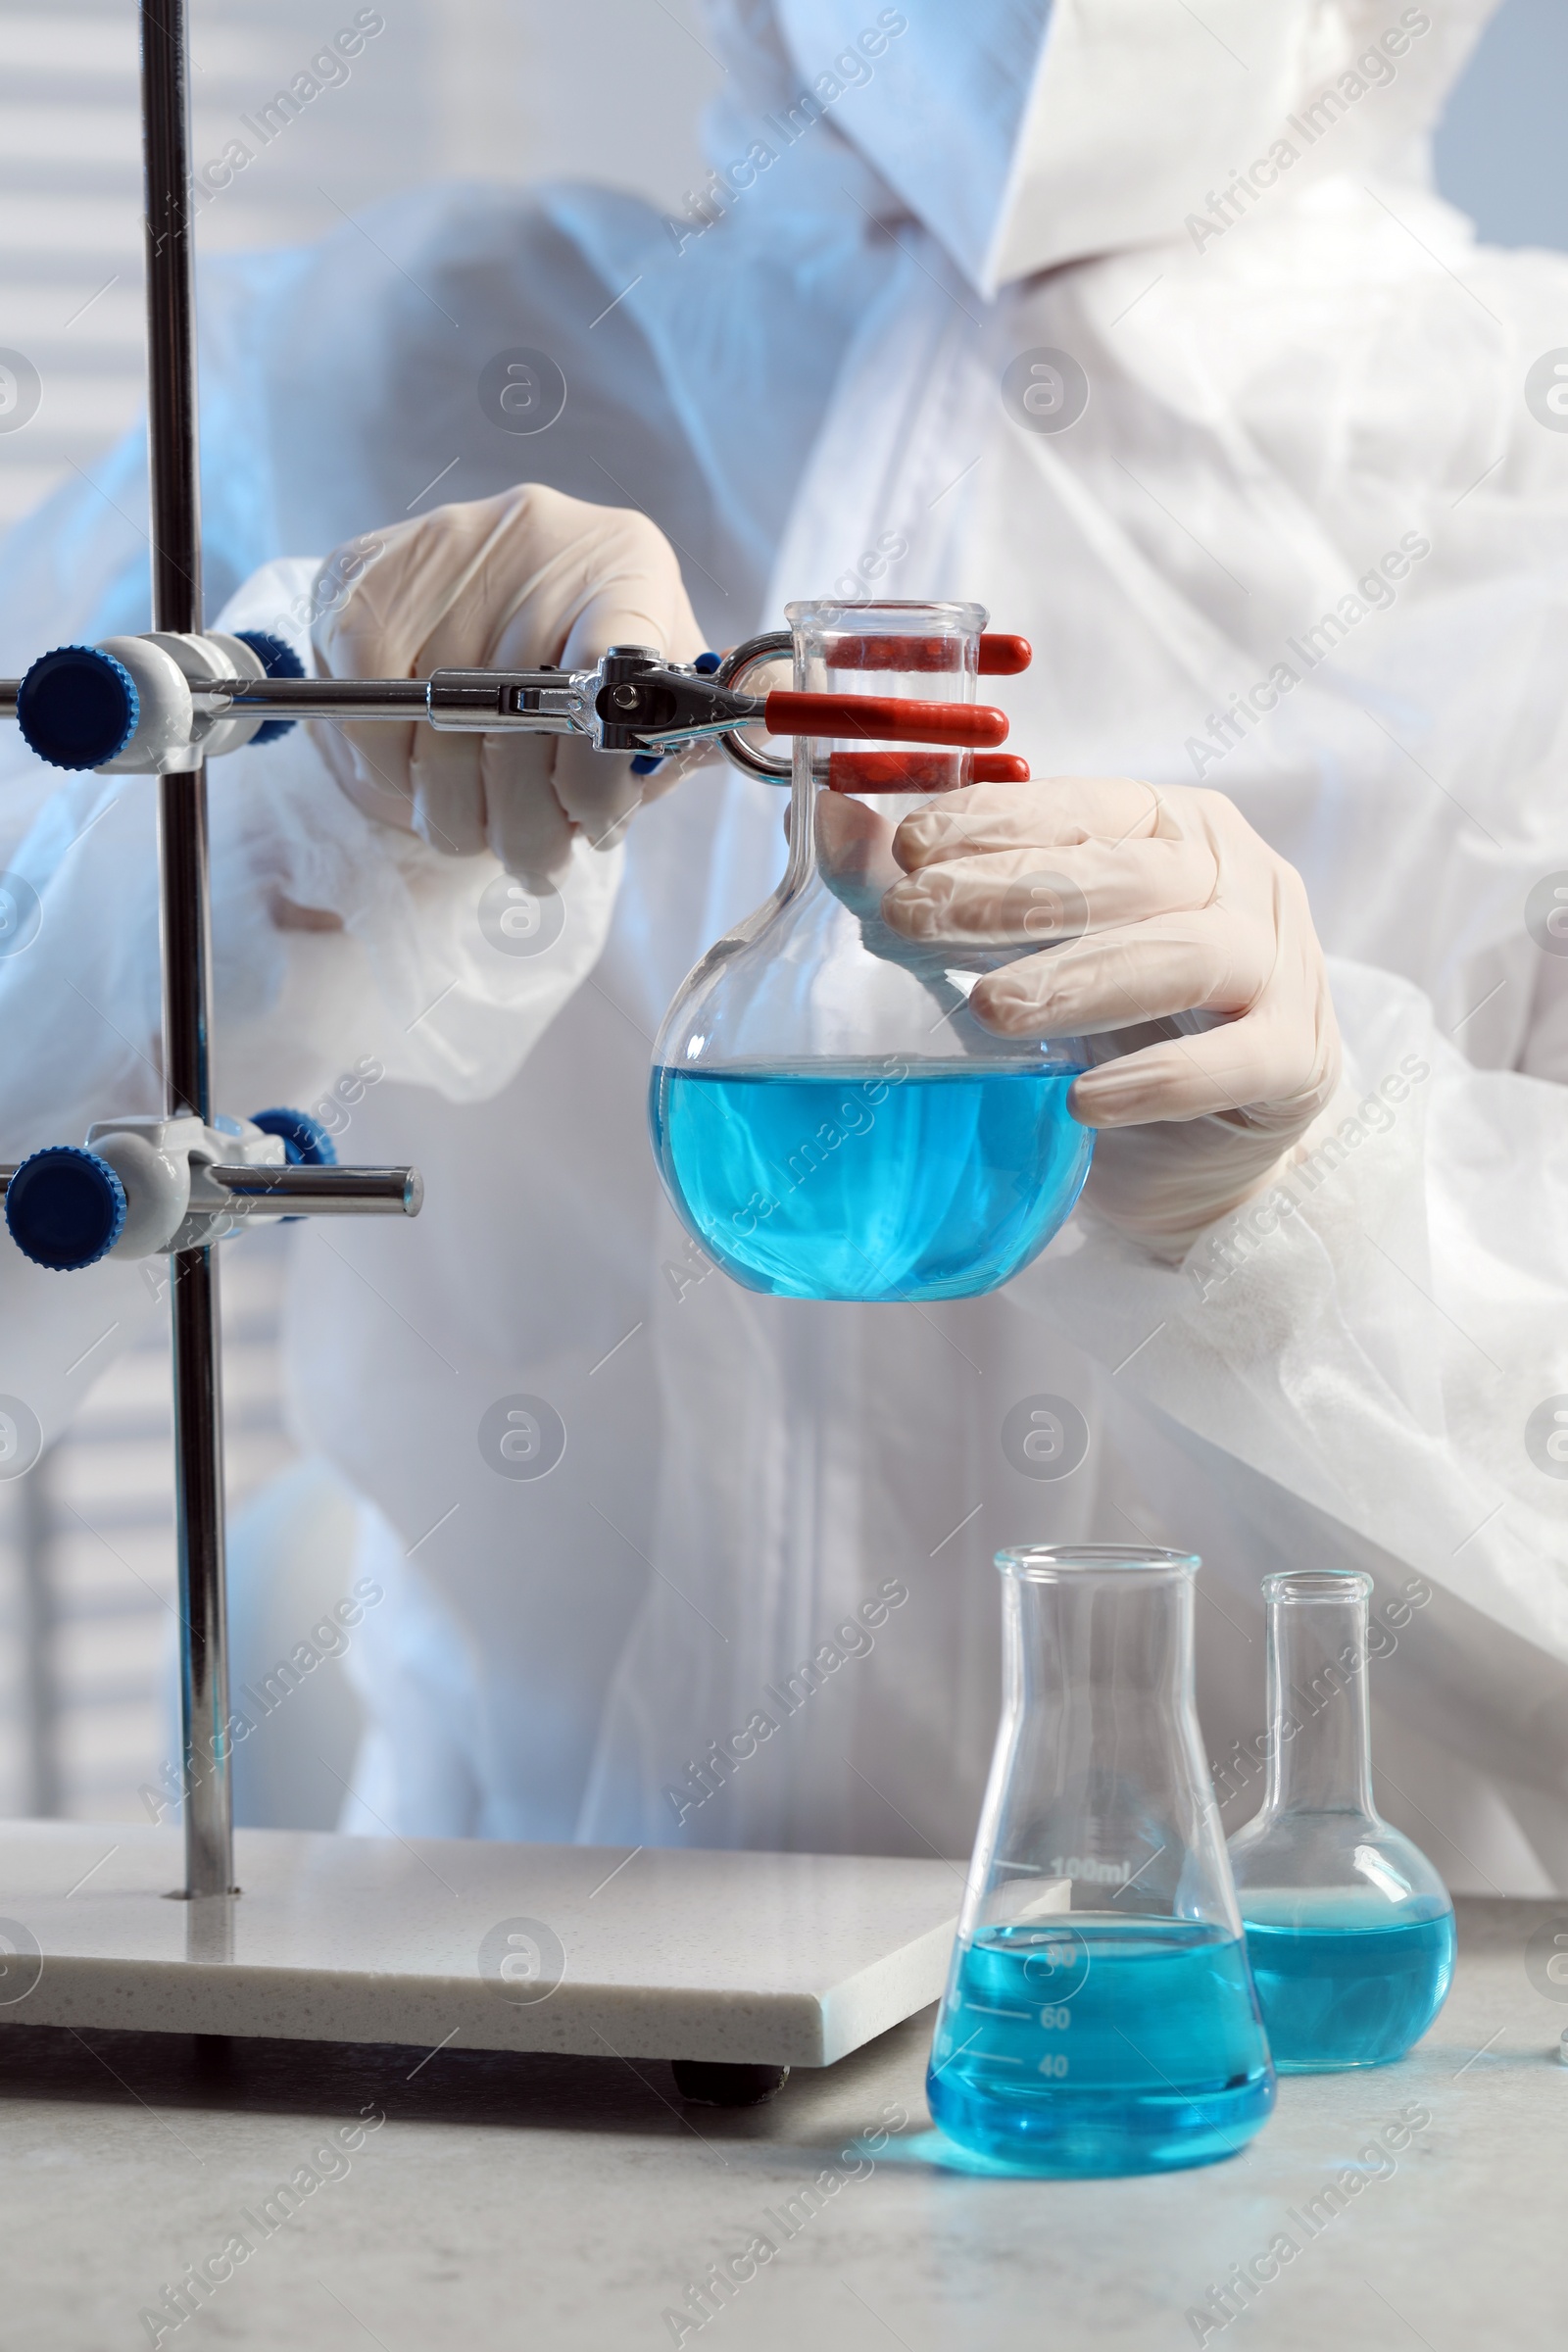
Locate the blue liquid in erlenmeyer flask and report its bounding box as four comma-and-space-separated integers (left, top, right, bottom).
650, 1061, 1093, 1302
1241, 1898, 1455, 2072
927, 1920, 1274, 2176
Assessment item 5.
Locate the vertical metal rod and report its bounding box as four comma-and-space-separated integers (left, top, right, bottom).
141, 0, 201, 635
17, 1450, 62, 1819
140, 0, 233, 1896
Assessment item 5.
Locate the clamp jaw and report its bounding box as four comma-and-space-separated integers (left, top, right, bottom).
409, 644, 766, 753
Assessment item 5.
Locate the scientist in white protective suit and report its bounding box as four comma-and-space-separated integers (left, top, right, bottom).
2, 0, 1567, 1890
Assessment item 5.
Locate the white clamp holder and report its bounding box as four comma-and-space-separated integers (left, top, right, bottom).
0, 1108, 421, 1273
87, 1113, 286, 1253
3, 627, 302, 775
96, 633, 276, 771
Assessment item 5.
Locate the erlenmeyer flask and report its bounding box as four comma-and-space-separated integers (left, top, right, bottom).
928, 1545, 1274, 2176
1228, 1570, 1455, 2072
649, 601, 1093, 1302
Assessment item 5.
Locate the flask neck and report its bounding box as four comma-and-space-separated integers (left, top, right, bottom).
1011, 1567, 1196, 1701
790, 757, 932, 897
1263, 1588, 1375, 1816
1006, 1567, 1203, 1808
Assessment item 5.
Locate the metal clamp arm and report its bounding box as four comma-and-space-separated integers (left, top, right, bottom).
207, 1163, 422, 1215
191, 651, 757, 749
197, 674, 430, 723
192, 668, 585, 732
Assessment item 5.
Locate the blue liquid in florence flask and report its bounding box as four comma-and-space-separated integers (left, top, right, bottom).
928, 1546, 1275, 2176
1228, 1570, 1455, 2072
649, 601, 1093, 1302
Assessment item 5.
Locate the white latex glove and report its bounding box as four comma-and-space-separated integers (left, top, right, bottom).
311, 485, 705, 882
880, 775, 1343, 1256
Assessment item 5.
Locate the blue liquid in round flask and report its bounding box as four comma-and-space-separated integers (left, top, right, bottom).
649, 601, 1093, 1304
1228, 1571, 1455, 2073
928, 1546, 1275, 2176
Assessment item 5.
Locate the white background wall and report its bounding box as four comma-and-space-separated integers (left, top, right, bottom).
1432, 0, 1568, 252
0, 0, 723, 531
0, 0, 1559, 1823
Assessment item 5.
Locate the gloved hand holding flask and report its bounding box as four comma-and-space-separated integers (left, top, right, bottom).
882, 776, 1343, 1255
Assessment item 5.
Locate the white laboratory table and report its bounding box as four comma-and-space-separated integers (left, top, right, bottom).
0, 1893, 1559, 2350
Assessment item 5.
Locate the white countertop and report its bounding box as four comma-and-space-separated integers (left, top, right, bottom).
0, 1895, 1558, 2350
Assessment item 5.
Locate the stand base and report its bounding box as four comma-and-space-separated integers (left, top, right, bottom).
0, 1823, 982, 2068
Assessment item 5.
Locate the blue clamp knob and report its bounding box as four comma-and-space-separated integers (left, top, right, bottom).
6, 1146, 127, 1271
16, 646, 139, 773
251, 1108, 337, 1167
233, 630, 305, 745
694, 651, 722, 674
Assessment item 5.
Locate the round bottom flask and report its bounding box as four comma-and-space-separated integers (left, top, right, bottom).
929, 1547, 1275, 2176
1228, 1571, 1455, 2073
649, 602, 1092, 1303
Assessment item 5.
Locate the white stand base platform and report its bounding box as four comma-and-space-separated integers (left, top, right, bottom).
0, 1822, 992, 2068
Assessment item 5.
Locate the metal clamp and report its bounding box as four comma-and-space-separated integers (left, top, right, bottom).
2, 1111, 421, 1273
3, 633, 1015, 778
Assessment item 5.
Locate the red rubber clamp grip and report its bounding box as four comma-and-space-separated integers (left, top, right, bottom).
817, 631, 1033, 675
822, 635, 963, 672
763, 690, 1008, 748
826, 750, 1031, 793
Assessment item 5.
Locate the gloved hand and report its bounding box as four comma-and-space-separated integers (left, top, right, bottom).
880, 775, 1342, 1256
311, 485, 705, 882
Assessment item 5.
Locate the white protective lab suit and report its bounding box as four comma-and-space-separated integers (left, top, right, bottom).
3, 0, 1568, 1889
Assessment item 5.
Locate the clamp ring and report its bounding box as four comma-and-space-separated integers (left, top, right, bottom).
715, 630, 793, 783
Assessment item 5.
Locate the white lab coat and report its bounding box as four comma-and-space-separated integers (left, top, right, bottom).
3, 0, 1568, 1889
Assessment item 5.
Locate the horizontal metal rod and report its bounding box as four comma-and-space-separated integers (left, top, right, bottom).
0, 1161, 417, 1216
0, 675, 430, 725
206, 675, 432, 719
188, 673, 733, 738
208, 1162, 423, 1215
